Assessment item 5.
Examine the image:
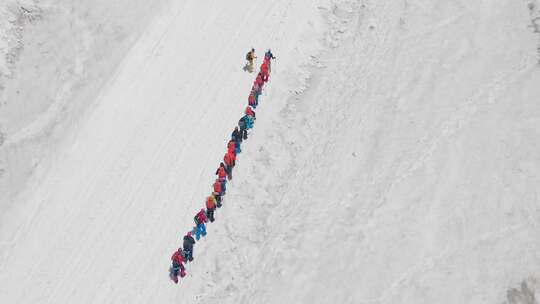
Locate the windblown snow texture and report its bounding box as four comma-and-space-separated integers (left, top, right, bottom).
0, 0, 539, 303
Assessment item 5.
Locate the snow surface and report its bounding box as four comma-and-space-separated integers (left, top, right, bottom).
1, 0, 540, 303
0, 0, 169, 208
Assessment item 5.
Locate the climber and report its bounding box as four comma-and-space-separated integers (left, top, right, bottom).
242, 114, 254, 129
255, 73, 264, 87
232, 126, 242, 143
228, 139, 237, 155
170, 247, 186, 283
245, 106, 256, 119
264, 49, 275, 73
213, 178, 224, 195
216, 162, 227, 180
261, 61, 269, 82
182, 232, 196, 262
238, 116, 248, 140
193, 209, 208, 240
212, 191, 222, 208
245, 48, 257, 72
264, 49, 275, 61
206, 195, 217, 222
224, 152, 235, 180
249, 93, 257, 108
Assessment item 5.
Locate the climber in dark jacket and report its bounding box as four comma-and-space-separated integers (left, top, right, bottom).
231, 127, 242, 143
238, 117, 248, 140
182, 231, 196, 262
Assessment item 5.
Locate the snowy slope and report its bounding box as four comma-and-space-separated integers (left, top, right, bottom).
0, 0, 170, 209
1, 0, 540, 303
0, 0, 327, 303
210, 1, 540, 303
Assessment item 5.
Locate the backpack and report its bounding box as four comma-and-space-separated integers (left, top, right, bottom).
245, 52, 250, 60
194, 215, 199, 225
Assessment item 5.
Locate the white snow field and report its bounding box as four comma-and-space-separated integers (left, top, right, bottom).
1, 0, 540, 303
0, 0, 171, 210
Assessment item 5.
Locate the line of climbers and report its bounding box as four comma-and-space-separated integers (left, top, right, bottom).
170, 49, 276, 284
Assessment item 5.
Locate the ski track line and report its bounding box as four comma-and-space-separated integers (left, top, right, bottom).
41, 5, 193, 302
101, 24, 252, 304
11, 1, 251, 301
400, 8, 476, 43
0, 1, 188, 281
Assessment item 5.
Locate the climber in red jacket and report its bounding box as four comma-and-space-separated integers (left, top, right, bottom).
255, 73, 264, 87
248, 93, 257, 108
245, 106, 256, 119
213, 179, 223, 195
170, 248, 186, 284
224, 152, 235, 180
228, 140, 237, 155
194, 209, 208, 240
224, 152, 233, 167
216, 162, 227, 180
261, 62, 269, 82
229, 151, 236, 166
